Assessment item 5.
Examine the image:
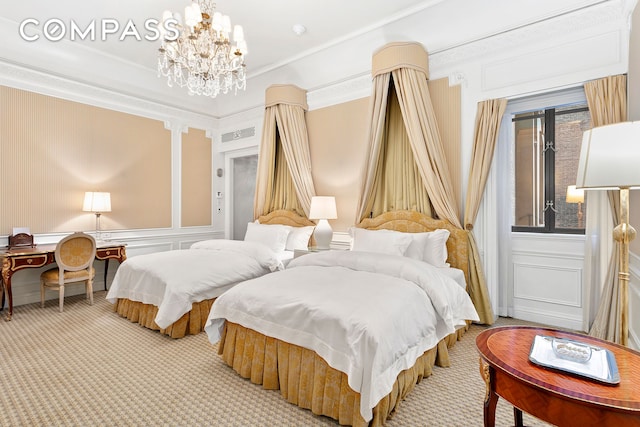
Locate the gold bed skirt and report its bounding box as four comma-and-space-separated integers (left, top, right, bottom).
218, 322, 468, 426
113, 298, 215, 339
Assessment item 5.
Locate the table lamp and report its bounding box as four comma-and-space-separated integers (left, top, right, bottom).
576, 121, 640, 346
83, 191, 111, 241
566, 185, 585, 228
308, 196, 337, 250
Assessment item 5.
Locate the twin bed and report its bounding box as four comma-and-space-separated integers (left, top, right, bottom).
106, 209, 315, 338
204, 210, 479, 426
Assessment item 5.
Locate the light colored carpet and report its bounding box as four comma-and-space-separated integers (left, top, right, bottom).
0, 292, 553, 426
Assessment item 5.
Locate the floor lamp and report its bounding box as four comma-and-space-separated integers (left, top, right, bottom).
576, 121, 640, 346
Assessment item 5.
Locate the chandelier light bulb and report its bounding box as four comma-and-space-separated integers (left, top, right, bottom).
233, 25, 244, 42
212, 12, 223, 30
237, 39, 247, 55
222, 15, 231, 34
161, 10, 173, 24
184, 4, 198, 28
191, 2, 202, 18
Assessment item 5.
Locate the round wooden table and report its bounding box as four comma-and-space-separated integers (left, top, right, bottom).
476, 326, 640, 427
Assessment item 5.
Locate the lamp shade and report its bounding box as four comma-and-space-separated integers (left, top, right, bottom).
566, 185, 584, 203
83, 192, 111, 213
576, 121, 640, 190
308, 196, 337, 220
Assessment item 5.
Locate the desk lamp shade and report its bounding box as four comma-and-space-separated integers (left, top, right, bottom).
83, 192, 112, 213
308, 196, 337, 250
575, 121, 640, 346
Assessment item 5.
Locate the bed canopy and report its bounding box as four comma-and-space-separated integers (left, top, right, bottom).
254, 84, 316, 219
355, 41, 496, 324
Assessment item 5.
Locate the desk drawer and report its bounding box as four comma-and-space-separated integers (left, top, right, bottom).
11, 254, 51, 270
96, 247, 124, 260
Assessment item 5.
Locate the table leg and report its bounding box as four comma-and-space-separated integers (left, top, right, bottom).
2, 279, 12, 321
514, 407, 524, 427
0, 277, 5, 312
1, 260, 13, 321
480, 357, 498, 427
103, 259, 110, 291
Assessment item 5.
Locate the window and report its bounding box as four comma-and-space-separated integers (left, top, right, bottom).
511, 94, 591, 234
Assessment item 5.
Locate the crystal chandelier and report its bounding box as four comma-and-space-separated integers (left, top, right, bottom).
157, 0, 247, 98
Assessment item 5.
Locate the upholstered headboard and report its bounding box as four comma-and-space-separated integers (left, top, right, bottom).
257, 209, 316, 247
358, 210, 468, 284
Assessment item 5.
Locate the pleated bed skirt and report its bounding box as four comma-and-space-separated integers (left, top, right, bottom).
112, 298, 215, 339
218, 321, 468, 426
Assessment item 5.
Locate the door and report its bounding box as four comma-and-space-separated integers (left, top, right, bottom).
230, 154, 258, 240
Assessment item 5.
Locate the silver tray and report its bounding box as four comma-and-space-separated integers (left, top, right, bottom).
529, 335, 620, 385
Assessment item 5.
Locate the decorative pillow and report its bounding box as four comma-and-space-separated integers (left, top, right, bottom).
406, 229, 450, 267
243, 222, 290, 253
285, 225, 315, 251
351, 228, 413, 256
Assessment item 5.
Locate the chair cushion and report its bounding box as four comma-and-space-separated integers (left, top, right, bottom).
41, 266, 96, 284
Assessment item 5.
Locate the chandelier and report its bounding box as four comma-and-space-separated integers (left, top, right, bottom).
157, 0, 247, 98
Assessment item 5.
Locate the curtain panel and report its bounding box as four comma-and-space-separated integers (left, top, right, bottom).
462, 98, 507, 325
356, 41, 494, 323
584, 74, 628, 342
254, 85, 316, 219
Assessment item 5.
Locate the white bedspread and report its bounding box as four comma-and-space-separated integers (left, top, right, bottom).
106, 239, 283, 329
205, 250, 479, 422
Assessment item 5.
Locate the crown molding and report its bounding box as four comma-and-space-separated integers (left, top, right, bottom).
0, 60, 216, 128
307, 73, 372, 111
430, 0, 626, 70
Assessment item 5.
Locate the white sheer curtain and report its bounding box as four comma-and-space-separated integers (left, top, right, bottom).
254, 84, 316, 219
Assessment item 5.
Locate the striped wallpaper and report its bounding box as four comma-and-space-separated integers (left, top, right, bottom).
181, 128, 212, 227
0, 86, 172, 235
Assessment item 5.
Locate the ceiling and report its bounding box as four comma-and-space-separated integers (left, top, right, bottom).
0, 0, 617, 118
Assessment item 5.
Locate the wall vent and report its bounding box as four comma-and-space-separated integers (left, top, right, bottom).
221, 126, 256, 142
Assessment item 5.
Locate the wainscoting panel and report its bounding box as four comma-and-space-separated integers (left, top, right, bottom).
510, 233, 586, 331
513, 262, 582, 307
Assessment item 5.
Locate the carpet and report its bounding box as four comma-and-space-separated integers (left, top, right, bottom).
0, 292, 552, 426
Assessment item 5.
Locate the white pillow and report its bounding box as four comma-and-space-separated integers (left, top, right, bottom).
404, 229, 450, 267
351, 228, 413, 256
244, 222, 290, 253
285, 225, 315, 251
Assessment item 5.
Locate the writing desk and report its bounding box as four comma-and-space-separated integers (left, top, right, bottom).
476, 326, 640, 427
0, 242, 126, 320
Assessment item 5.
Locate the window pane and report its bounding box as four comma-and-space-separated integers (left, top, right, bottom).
554, 107, 591, 230
514, 114, 545, 227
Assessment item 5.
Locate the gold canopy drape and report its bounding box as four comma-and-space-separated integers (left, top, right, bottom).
355, 41, 494, 323
585, 74, 628, 343
254, 84, 317, 219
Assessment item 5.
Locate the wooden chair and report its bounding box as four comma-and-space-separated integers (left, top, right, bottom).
40, 232, 96, 312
